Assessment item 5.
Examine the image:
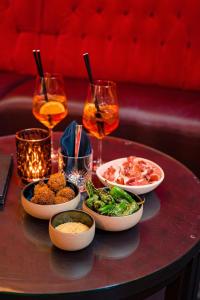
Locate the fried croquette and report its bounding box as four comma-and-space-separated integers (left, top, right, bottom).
56, 187, 75, 201
47, 173, 66, 192
34, 181, 48, 195
31, 185, 55, 205
30, 173, 72, 205
54, 196, 69, 204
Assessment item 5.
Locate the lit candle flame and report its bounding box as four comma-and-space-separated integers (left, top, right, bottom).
26, 146, 46, 180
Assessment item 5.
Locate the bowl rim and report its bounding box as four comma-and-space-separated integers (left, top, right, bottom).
96, 156, 164, 189
49, 209, 95, 232
22, 178, 80, 207
83, 187, 144, 219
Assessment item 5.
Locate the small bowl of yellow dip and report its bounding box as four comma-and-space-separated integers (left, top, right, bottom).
49, 210, 95, 251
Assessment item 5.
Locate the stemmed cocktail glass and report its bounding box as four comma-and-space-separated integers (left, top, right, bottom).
32, 73, 68, 160
82, 80, 119, 169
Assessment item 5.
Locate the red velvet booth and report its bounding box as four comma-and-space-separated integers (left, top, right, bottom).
0, 0, 200, 178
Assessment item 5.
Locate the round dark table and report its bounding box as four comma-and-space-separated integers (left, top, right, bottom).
0, 133, 199, 300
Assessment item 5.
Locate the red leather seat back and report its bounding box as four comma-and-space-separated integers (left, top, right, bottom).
0, 0, 200, 90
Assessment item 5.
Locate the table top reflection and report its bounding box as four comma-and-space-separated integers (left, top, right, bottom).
0, 133, 199, 299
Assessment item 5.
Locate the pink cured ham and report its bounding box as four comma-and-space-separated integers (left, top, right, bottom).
103, 156, 162, 186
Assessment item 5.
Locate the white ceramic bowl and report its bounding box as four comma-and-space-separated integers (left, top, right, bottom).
96, 157, 164, 195
49, 210, 95, 251
82, 192, 143, 231
21, 180, 80, 220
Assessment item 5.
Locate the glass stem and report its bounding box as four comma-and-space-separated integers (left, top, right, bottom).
49, 128, 54, 157
97, 138, 103, 167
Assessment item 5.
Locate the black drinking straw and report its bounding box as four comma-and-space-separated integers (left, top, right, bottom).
83, 53, 104, 135
32, 50, 42, 77
83, 53, 93, 85
83, 53, 100, 111
32, 49, 48, 102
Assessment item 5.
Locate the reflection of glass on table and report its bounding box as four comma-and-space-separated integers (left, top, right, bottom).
50, 246, 94, 280
94, 226, 140, 260
22, 214, 51, 248
141, 191, 161, 221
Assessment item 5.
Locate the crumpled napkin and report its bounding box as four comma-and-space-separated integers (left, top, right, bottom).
60, 121, 92, 157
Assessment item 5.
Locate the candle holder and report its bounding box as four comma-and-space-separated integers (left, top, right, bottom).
16, 128, 51, 183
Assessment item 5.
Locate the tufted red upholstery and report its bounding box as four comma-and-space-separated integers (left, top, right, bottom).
0, 0, 200, 180
1, 0, 200, 90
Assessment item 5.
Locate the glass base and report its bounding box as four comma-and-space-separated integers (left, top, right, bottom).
51, 148, 58, 163
92, 138, 103, 172
92, 158, 103, 172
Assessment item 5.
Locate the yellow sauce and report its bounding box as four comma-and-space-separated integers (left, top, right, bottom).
55, 222, 89, 233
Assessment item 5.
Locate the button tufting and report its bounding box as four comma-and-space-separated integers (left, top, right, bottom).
107, 35, 112, 41
96, 7, 103, 14
71, 5, 77, 12
186, 41, 191, 48
81, 33, 86, 39
16, 26, 21, 33
133, 37, 137, 43
149, 11, 155, 17
123, 10, 129, 16
160, 40, 165, 47
176, 12, 182, 19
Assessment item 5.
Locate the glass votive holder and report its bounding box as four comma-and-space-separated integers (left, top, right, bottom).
58, 150, 93, 192
16, 128, 51, 183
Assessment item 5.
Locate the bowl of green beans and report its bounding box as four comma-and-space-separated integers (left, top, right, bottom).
82, 181, 144, 231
